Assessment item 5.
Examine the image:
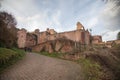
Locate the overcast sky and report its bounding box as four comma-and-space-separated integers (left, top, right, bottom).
0, 0, 120, 41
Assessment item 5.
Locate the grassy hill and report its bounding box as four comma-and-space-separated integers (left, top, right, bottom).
0, 48, 25, 73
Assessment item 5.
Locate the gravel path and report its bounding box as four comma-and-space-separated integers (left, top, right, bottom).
0, 53, 84, 80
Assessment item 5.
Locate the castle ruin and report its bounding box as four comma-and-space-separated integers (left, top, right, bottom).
17, 22, 102, 52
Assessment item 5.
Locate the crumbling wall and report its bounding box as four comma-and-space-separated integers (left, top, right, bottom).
46, 29, 90, 44
92, 35, 102, 44
25, 33, 37, 47
32, 38, 75, 53
17, 29, 27, 48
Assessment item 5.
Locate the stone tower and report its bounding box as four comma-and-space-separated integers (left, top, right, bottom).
17, 28, 27, 48
76, 22, 84, 30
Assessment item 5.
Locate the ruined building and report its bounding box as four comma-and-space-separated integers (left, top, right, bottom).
92, 35, 102, 44
17, 22, 102, 52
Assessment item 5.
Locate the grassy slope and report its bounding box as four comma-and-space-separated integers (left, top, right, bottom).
82, 44, 120, 80
0, 48, 25, 73
77, 58, 102, 80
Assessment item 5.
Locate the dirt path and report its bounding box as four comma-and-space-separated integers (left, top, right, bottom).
0, 53, 84, 80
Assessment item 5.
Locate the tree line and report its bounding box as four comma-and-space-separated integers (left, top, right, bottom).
0, 11, 18, 48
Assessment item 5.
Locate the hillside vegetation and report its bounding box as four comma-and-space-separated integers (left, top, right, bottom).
37, 44, 120, 80
81, 44, 120, 80
0, 48, 25, 73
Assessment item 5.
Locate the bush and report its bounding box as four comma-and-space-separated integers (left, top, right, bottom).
0, 48, 25, 73
11, 48, 25, 57
0, 48, 17, 64
77, 58, 102, 80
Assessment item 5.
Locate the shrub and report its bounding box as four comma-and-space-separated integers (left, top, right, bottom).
0, 48, 25, 73
0, 48, 17, 65
77, 58, 102, 80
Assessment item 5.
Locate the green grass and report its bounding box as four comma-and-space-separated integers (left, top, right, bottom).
0, 48, 25, 73
76, 57, 102, 80
11, 48, 26, 58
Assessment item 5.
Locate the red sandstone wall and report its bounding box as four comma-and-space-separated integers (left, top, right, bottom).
58, 30, 82, 42
48, 30, 81, 42
25, 34, 37, 47
39, 32, 47, 43
85, 31, 90, 44
92, 35, 102, 44
39, 29, 90, 45
17, 30, 26, 48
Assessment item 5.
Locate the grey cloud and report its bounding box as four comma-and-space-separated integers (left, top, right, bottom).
0, 0, 2, 8
101, 0, 120, 31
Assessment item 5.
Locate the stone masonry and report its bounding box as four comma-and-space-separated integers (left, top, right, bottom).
17, 22, 102, 52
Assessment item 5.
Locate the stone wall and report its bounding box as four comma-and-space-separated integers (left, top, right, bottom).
85, 30, 91, 45
39, 31, 47, 43
17, 29, 27, 48
106, 40, 120, 48
92, 35, 102, 44
25, 33, 37, 47
37, 22, 91, 45
32, 38, 75, 53
17, 29, 40, 48
76, 22, 84, 30
17, 22, 98, 50
40, 29, 91, 45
